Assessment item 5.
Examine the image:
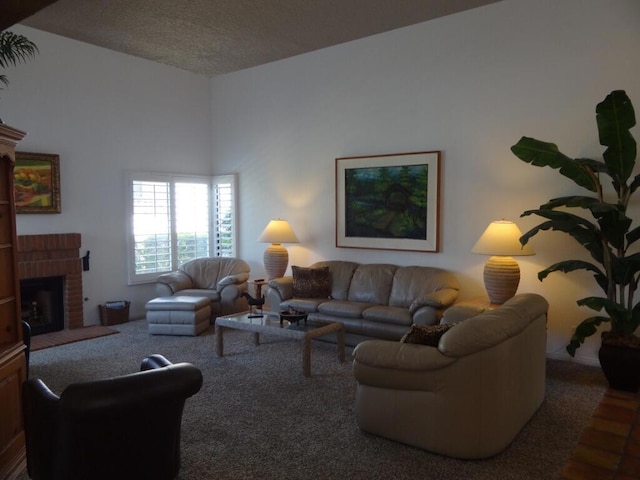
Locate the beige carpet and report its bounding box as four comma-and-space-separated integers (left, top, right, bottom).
30, 325, 118, 351
18, 319, 607, 480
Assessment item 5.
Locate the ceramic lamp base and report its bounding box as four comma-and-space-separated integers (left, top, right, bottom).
263, 243, 289, 279
483, 255, 520, 304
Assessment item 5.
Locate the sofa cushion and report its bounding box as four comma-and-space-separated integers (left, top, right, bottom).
318, 300, 371, 319
292, 266, 331, 298
171, 289, 220, 302
181, 257, 250, 290
389, 266, 460, 309
362, 306, 412, 326
311, 261, 359, 301
348, 264, 397, 305
400, 324, 453, 346
280, 298, 325, 313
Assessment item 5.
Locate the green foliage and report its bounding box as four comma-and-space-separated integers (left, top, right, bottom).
511, 90, 639, 356
0, 30, 38, 91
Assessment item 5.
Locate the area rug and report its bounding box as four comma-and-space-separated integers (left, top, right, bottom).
19, 319, 607, 480
30, 325, 118, 351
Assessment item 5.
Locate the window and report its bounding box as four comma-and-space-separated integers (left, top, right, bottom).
127, 172, 236, 284
213, 175, 236, 257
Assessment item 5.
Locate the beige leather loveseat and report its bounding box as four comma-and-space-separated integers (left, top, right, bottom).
155, 257, 250, 317
352, 293, 548, 459
267, 260, 460, 346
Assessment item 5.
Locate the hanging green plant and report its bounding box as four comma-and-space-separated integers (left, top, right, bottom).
0, 30, 39, 92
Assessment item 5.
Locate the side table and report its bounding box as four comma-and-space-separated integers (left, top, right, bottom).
249, 279, 268, 298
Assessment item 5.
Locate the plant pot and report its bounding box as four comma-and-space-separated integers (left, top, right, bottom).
598, 341, 640, 392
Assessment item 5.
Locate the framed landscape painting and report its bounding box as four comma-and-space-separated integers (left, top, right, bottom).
14, 152, 61, 214
335, 151, 440, 252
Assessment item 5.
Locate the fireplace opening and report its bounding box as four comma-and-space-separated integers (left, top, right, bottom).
20, 276, 65, 336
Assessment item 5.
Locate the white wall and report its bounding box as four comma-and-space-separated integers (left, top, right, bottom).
210, 0, 640, 365
3, 0, 639, 365
2, 26, 212, 324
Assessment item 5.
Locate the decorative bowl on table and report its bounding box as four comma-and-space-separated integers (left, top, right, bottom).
280, 310, 307, 326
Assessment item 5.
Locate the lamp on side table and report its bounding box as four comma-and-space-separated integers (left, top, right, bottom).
472, 220, 535, 304
258, 219, 299, 279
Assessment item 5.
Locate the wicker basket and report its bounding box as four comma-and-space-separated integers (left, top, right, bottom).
99, 301, 130, 326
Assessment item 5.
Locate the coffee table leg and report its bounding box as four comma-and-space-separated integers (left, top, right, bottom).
337, 327, 345, 363
253, 332, 260, 346
216, 325, 224, 357
303, 337, 311, 377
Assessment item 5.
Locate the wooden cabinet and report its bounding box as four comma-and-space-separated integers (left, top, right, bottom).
0, 123, 27, 480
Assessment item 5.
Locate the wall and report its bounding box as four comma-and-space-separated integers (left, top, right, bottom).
210, 0, 640, 365
2, 25, 212, 324
2, 0, 639, 365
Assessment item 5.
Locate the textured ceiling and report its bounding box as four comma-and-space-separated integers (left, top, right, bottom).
20, 0, 501, 77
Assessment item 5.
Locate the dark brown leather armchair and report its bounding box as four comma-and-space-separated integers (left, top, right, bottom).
22, 354, 203, 480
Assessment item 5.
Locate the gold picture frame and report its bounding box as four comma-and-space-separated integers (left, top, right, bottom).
14, 152, 61, 214
335, 151, 441, 252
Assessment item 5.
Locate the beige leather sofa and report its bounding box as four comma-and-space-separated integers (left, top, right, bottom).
155, 257, 250, 317
352, 293, 548, 459
267, 260, 460, 346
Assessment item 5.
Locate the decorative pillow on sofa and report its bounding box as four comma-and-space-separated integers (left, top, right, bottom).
400, 323, 453, 346
292, 266, 331, 299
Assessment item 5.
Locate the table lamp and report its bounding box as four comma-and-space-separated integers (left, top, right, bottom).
472, 220, 535, 304
258, 219, 299, 279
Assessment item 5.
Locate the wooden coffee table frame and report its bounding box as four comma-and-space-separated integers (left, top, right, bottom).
215, 312, 345, 377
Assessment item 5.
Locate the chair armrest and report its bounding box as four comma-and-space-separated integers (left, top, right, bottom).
217, 272, 250, 290
23, 379, 61, 479
156, 270, 193, 295
140, 354, 172, 371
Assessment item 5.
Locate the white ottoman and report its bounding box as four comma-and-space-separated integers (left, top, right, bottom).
146, 296, 212, 336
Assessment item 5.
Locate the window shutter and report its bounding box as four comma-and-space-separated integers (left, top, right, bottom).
132, 180, 171, 275
213, 176, 236, 257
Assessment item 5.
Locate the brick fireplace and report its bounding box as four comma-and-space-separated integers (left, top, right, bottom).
17, 233, 84, 330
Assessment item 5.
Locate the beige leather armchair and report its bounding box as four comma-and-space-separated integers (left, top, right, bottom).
352, 293, 548, 459
156, 257, 250, 317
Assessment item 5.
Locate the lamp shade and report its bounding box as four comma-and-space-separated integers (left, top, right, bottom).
472, 220, 534, 305
258, 219, 298, 279
471, 220, 534, 256
257, 219, 299, 244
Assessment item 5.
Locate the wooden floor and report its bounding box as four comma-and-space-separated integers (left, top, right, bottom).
30, 325, 118, 351
560, 388, 640, 479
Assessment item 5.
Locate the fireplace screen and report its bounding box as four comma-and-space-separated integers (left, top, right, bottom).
20, 276, 64, 335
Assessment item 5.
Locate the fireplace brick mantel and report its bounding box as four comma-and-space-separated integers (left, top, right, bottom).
17, 233, 83, 329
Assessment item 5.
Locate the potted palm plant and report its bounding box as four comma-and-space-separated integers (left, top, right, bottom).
0, 29, 38, 121
511, 90, 640, 391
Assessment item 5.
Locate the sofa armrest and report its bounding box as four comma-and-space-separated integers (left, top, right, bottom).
409, 288, 459, 315
353, 340, 457, 391
217, 272, 250, 291
156, 270, 193, 295
353, 340, 456, 372
268, 276, 293, 300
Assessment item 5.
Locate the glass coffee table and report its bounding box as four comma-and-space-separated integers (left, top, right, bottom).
215, 311, 345, 377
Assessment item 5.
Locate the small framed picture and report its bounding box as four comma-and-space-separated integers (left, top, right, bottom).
14, 152, 61, 214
